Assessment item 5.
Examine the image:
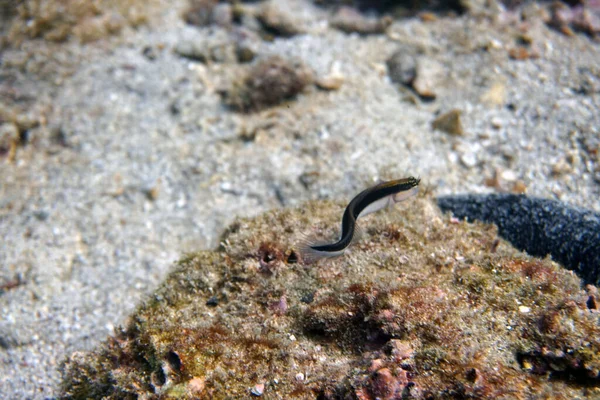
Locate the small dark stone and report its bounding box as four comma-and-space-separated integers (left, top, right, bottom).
206, 296, 219, 307
183, 0, 218, 27
300, 291, 314, 304
170, 101, 181, 116
51, 125, 69, 147
33, 210, 49, 221
19, 129, 29, 146
142, 46, 157, 61
273, 185, 286, 206
0, 335, 17, 349
236, 45, 256, 63
387, 50, 417, 86
299, 171, 319, 190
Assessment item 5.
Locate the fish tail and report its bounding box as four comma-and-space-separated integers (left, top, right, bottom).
295, 231, 341, 264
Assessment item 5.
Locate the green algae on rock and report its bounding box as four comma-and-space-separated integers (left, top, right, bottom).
60, 198, 600, 399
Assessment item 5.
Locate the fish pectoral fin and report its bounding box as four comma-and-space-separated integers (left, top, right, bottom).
358, 196, 391, 218
351, 223, 365, 245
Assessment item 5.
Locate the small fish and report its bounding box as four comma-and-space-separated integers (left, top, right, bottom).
298, 177, 420, 263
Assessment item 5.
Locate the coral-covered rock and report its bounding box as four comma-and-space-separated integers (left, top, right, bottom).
60, 199, 600, 399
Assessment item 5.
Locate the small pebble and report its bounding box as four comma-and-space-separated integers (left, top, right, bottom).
433, 109, 464, 136
486, 38, 503, 50
490, 117, 503, 129
419, 12, 437, 22
481, 82, 506, 106
412, 58, 444, 100
183, 0, 218, 27
387, 50, 417, 86
250, 382, 265, 396
500, 169, 517, 182
511, 180, 528, 194
145, 186, 159, 201
175, 40, 208, 63
461, 153, 477, 168
257, 0, 304, 37
212, 3, 233, 27
330, 6, 392, 35
509, 46, 539, 60
552, 158, 571, 176
142, 46, 157, 61
236, 42, 257, 63
206, 296, 219, 306
33, 210, 50, 221
316, 73, 344, 91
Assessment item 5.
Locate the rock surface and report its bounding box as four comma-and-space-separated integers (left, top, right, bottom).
60, 198, 600, 399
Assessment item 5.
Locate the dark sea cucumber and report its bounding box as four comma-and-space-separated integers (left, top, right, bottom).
438, 194, 600, 286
